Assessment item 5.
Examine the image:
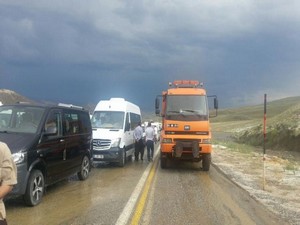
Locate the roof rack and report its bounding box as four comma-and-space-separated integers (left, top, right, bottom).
58, 103, 84, 110
169, 80, 203, 88
16, 101, 32, 104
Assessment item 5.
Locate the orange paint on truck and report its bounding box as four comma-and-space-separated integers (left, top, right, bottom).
155, 80, 218, 171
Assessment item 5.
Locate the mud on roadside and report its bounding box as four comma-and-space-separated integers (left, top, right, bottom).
211, 145, 300, 225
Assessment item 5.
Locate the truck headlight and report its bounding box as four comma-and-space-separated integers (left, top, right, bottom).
162, 138, 172, 143
111, 138, 121, 148
12, 152, 25, 164
202, 139, 211, 144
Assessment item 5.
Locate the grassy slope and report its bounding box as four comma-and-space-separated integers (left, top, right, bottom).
211, 96, 300, 152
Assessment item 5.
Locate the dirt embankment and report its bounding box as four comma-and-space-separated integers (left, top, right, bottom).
212, 141, 300, 225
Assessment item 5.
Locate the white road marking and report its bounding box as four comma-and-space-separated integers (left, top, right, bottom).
115, 146, 160, 225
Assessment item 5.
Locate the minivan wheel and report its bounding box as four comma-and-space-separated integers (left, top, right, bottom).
23, 170, 44, 206
78, 155, 90, 180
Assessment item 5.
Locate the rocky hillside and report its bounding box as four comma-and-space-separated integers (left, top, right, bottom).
0, 89, 95, 112
0, 89, 33, 105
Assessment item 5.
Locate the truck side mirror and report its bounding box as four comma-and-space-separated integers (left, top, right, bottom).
214, 98, 218, 109
155, 98, 160, 115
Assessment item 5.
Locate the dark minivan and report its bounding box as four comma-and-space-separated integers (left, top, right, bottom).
0, 102, 92, 206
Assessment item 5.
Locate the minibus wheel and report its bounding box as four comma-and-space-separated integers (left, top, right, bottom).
118, 148, 126, 167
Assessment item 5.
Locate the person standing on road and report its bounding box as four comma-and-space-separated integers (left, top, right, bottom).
133, 122, 144, 161
153, 125, 158, 143
0, 142, 17, 225
145, 122, 155, 162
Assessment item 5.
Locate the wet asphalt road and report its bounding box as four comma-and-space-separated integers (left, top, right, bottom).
6, 144, 286, 225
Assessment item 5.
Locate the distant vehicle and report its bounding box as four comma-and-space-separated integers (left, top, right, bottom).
155, 80, 218, 171
91, 98, 141, 167
151, 121, 161, 141
0, 102, 92, 206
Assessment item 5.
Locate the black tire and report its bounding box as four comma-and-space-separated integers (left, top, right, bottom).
202, 153, 211, 171
77, 155, 90, 180
161, 157, 167, 169
23, 170, 44, 206
127, 154, 133, 162
118, 148, 126, 167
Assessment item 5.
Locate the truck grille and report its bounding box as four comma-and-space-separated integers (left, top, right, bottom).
93, 139, 111, 150
165, 131, 209, 135
174, 139, 201, 143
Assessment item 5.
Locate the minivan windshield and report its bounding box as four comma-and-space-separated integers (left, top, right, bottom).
0, 106, 45, 134
91, 111, 124, 129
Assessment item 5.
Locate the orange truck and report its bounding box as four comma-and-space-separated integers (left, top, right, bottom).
155, 80, 218, 171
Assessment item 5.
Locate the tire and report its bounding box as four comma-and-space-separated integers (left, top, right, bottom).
118, 148, 126, 167
161, 157, 167, 169
77, 155, 90, 180
202, 153, 211, 171
23, 170, 44, 206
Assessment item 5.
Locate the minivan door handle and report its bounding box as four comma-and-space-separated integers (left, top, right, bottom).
63, 149, 66, 160
60, 139, 65, 143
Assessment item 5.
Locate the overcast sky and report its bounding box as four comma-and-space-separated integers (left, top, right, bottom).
1, 0, 300, 111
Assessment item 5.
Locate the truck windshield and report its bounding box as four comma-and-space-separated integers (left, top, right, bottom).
0, 106, 45, 134
91, 111, 124, 129
166, 95, 208, 121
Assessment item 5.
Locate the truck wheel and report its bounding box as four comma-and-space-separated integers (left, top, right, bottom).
202, 153, 211, 171
118, 148, 126, 167
77, 155, 90, 180
161, 157, 167, 169
23, 170, 44, 206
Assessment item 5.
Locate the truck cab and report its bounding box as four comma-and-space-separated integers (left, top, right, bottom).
155, 80, 218, 171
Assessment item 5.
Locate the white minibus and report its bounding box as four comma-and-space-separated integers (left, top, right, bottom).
91, 98, 141, 167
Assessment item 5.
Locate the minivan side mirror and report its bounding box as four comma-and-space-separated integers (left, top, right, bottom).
45, 126, 57, 135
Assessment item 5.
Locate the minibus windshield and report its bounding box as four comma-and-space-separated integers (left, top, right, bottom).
91, 111, 124, 129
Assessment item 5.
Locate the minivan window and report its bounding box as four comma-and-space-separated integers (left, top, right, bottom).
45, 110, 62, 136
79, 111, 92, 133
0, 106, 45, 134
91, 111, 124, 129
64, 112, 80, 135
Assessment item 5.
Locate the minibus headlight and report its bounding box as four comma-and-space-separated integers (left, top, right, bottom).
12, 152, 25, 164
111, 138, 121, 148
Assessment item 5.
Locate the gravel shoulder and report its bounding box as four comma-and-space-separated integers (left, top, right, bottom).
212, 145, 300, 225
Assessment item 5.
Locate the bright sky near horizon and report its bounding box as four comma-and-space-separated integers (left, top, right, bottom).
1, 1, 300, 111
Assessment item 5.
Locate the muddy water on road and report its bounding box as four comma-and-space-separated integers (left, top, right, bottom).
6, 161, 148, 225
6, 146, 288, 225
141, 161, 287, 225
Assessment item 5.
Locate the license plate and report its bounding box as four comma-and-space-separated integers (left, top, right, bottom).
94, 155, 104, 159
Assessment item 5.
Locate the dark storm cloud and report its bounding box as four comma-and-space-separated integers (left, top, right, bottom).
1, 0, 300, 111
